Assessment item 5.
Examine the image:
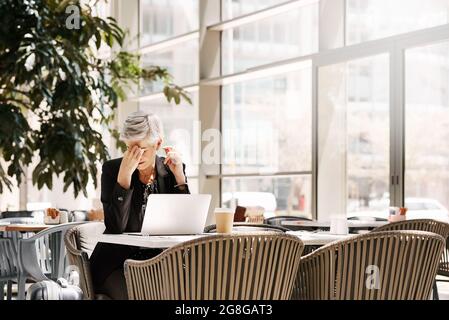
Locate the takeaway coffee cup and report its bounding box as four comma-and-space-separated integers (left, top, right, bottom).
330, 215, 348, 235
215, 208, 234, 233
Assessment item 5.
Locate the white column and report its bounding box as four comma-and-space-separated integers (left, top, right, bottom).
199, 0, 221, 226
314, 0, 346, 220
113, 0, 140, 51
19, 173, 27, 210
390, 46, 405, 207
319, 0, 346, 51
317, 63, 348, 220
111, 0, 140, 160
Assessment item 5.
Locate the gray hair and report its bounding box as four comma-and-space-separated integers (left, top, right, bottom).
120, 111, 164, 144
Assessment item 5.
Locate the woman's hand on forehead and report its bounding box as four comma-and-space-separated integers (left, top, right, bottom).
127, 143, 151, 152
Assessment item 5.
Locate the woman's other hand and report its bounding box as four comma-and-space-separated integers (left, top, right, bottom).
117, 146, 144, 189
163, 146, 186, 185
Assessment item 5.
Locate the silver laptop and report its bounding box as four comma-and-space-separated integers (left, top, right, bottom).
127, 194, 211, 236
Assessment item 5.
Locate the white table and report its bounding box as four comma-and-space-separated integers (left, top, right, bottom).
98, 234, 206, 248
98, 231, 355, 248
0, 223, 49, 232
286, 231, 354, 246
281, 220, 387, 229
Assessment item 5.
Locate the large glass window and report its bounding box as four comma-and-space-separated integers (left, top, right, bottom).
222, 175, 312, 219
318, 54, 390, 220
140, 93, 199, 178
140, 39, 199, 95
347, 0, 449, 45
220, 1, 314, 219
221, 66, 312, 218
140, 0, 199, 46
133, 0, 449, 222
222, 4, 318, 74
222, 68, 312, 175
222, 0, 290, 20
405, 41, 449, 222
139, 0, 200, 194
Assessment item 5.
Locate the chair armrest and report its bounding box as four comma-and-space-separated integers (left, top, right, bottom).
124, 254, 166, 300
19, 222, 87, 243
64, 236, 84, 257
293, 242, 336, 300
124, 250, 164, 276
17, 222, 87, 282
64, 244, 95, 300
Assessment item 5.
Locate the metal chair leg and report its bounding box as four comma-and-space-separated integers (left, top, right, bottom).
6, 281, 12, 300
433, 280, 440, 300
17, 274, 26, 300
0, 281, 4, 300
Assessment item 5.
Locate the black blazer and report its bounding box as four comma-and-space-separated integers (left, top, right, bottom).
101, 155, 190, 234
90, 155, 190, 287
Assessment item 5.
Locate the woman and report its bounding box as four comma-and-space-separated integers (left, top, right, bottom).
89, 111, 189, 300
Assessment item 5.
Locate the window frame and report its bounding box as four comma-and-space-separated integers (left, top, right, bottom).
129, 0, 449, 220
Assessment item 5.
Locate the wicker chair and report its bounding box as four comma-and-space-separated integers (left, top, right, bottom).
294, 231, 445, 300
64, 222, 106, 300
439, 237, 449, 278
265, 216, 311, 226
372, 219, 449, 299
203, 223, 289, 233
265, 216, 316, 233
124, 233, 304, 300
372, 219, 449, 238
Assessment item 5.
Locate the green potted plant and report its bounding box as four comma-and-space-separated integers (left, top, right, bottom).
0, 0, 190, 197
